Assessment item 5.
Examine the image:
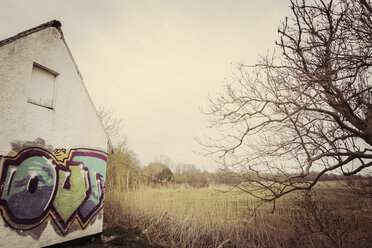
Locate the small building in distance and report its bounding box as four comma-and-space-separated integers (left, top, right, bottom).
0, 20, 112, 247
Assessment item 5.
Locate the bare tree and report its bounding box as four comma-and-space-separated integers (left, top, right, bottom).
199, 0, 372, 206
345, 173, 372, 202
97, 106, 126, 146
97, 106, 143, 190
153, 154, 175, 170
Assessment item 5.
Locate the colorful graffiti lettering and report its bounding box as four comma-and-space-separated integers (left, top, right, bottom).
0, 147, 106, 234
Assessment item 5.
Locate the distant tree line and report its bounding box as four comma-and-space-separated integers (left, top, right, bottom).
99, 106, 371, 192
106, 150, 215, 190
106, 143, 370, 191
213, 168, 372, 186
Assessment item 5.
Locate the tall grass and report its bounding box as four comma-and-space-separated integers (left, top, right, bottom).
104, 183, 372, 248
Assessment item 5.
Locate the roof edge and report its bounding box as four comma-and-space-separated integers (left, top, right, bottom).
0, 20, 114, 153
0, 20, 63, 47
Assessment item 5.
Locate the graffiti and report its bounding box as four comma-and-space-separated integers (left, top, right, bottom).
53, 148, 67, 155
0, 147, 106, 235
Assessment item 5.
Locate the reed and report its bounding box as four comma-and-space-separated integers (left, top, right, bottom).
104, 182, 372, 247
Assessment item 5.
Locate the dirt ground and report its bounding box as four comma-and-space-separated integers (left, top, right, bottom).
64, 226, 164, 248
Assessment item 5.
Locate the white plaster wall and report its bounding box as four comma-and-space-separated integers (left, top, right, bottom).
0, 27, 108, 247
0, 27, 108, 154
0, 209, 104, 248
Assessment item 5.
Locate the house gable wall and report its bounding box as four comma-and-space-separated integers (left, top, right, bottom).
0, 26, 108, 247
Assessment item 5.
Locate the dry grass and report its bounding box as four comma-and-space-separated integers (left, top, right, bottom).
104, 182, 372, 248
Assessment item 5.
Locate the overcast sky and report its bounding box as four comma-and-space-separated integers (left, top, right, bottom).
1, 0, 291, 170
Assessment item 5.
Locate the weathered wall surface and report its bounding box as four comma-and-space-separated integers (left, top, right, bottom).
0, 27, 108, 247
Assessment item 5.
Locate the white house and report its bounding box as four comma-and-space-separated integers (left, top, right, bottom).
0, 20, 112, 247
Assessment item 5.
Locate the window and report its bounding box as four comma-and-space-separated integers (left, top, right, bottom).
28, 63, 58, 109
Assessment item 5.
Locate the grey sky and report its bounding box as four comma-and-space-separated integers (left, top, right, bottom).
1, 0, 291, 170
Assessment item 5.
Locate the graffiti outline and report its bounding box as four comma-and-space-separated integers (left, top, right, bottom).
0, 147, 107, 235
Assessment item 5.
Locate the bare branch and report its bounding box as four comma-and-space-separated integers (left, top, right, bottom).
198, 0, 372, 205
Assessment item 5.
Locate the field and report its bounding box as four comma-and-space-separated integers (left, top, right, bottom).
102, 182, 372, 248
